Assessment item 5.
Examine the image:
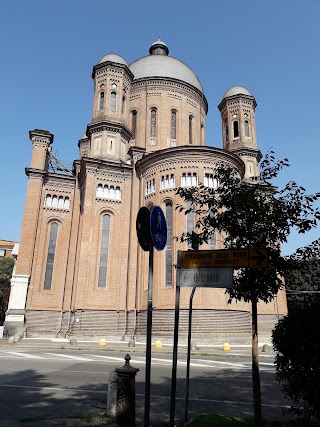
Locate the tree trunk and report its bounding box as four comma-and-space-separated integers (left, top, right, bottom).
252, 299, 263, 427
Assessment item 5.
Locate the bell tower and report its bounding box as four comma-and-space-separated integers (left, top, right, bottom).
80, 54, 134, 163
218, 86, 261, 180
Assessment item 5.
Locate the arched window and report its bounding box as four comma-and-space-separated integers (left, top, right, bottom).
44, 222, 58, 290
52, 195, 58, 208
189, 115, 193, 145
110, 91, 117, 111
151, 109, 157, 138
45, 194, 52, 207
97, 184, 103, 198
225, 124, 229, 142
233, 121, 239, 138
64, 197, 70, 210
131, 110, 137, 140
171, 110, 176, 139
244, 120, 250, 137
98, 214, 111, 288
122, 96, 126, 114
99, 91, 105, 112
165, 202, 173, 286
58, 196, 64, 208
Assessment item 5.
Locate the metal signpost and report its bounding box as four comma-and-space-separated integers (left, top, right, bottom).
170, 248, 268, 426
180, 248, 268, 269
180, 268, 233, 288
136, 206, 167, 427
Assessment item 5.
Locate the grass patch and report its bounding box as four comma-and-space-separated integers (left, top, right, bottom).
77, 412, 114, 425
19, 413, 114, 426
186, 414, 292, 427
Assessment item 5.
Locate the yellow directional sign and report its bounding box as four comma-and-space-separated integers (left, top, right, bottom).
180, 248, 268, 269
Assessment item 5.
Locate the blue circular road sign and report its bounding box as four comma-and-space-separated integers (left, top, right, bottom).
150, 206, 167, 251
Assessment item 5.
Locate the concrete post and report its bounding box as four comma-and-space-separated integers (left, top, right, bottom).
115, 354, 139, 427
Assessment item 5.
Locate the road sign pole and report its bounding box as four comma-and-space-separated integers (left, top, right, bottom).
144, 245, 154, 427
185, 286, 196, 423
170, 253, 181, 427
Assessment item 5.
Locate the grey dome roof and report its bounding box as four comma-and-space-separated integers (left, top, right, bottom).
98, 53, 128, 66
129, 55, 203, 93
223, 86, 252, 98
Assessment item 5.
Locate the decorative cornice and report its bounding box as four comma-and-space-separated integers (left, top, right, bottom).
135, 146, 245, 178
232, 148, 262, 162
87, 120, 132, 143
92, 61, 134, 81
29, 129, 54, 146
96, 198, 122, 204
43, 207, 70, 213
25, 168, 46, 179
131, 77, 208, 113
78, 156, 133, 178
218, 94, 257, 112
44, 183, 73, 193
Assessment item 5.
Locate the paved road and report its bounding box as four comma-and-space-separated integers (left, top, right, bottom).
0, 347, 288, 426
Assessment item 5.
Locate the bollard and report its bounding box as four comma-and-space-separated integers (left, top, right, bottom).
99, 338, 107, 346
107, 371, 118, 416
115, 354, 139, 427
155, 340, 162, 349
262, 343, 272, 353
70, 337, 77, 346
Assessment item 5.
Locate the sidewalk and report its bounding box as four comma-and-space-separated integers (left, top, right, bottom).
0, 335, 275, 357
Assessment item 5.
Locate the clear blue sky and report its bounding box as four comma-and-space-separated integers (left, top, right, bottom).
1, 1, 319, 256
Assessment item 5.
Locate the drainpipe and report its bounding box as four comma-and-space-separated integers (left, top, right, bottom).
63, 167, 84, 336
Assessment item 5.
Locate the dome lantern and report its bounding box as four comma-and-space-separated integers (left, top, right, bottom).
149, 38, 169, 56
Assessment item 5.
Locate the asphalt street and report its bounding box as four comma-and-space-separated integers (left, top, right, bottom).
0, 343, 289, 426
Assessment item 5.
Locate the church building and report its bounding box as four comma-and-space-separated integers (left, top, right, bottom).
4, 40, 287, 340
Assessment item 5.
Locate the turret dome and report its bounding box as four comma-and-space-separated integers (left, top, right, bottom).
223, 86, 252, 98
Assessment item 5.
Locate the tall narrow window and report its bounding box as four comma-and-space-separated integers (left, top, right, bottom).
171, 110, 176, 139
131, 110, 137, 140
122, 96, 126, 114
44, 222, 58, 290
186, 200, 194, 249
165, 202, 173, 286
151, 109, 157, 138
110, 91, 117, 111
189, 115, 193, 144
98, 214, 111, 288
233, 120, 239, 138
244, 120, 250, 137
225, 124, 229, 142
99, 91, 105, 112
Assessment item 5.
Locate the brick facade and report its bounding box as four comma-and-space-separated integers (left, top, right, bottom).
6, 40, 287, 339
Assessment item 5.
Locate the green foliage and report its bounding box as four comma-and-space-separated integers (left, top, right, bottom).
0, 257, 14, 324
176, 151, 320, 303
272, 300, 320, 425
285, 257, 320, 311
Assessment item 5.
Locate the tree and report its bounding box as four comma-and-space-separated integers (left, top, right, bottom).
0, 257, 14, 325
284, 239, 320, 311
272, 238, 320, 425
176, 152, 320, 427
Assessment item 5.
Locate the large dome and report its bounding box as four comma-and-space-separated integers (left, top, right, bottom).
129, 40, 203, 94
